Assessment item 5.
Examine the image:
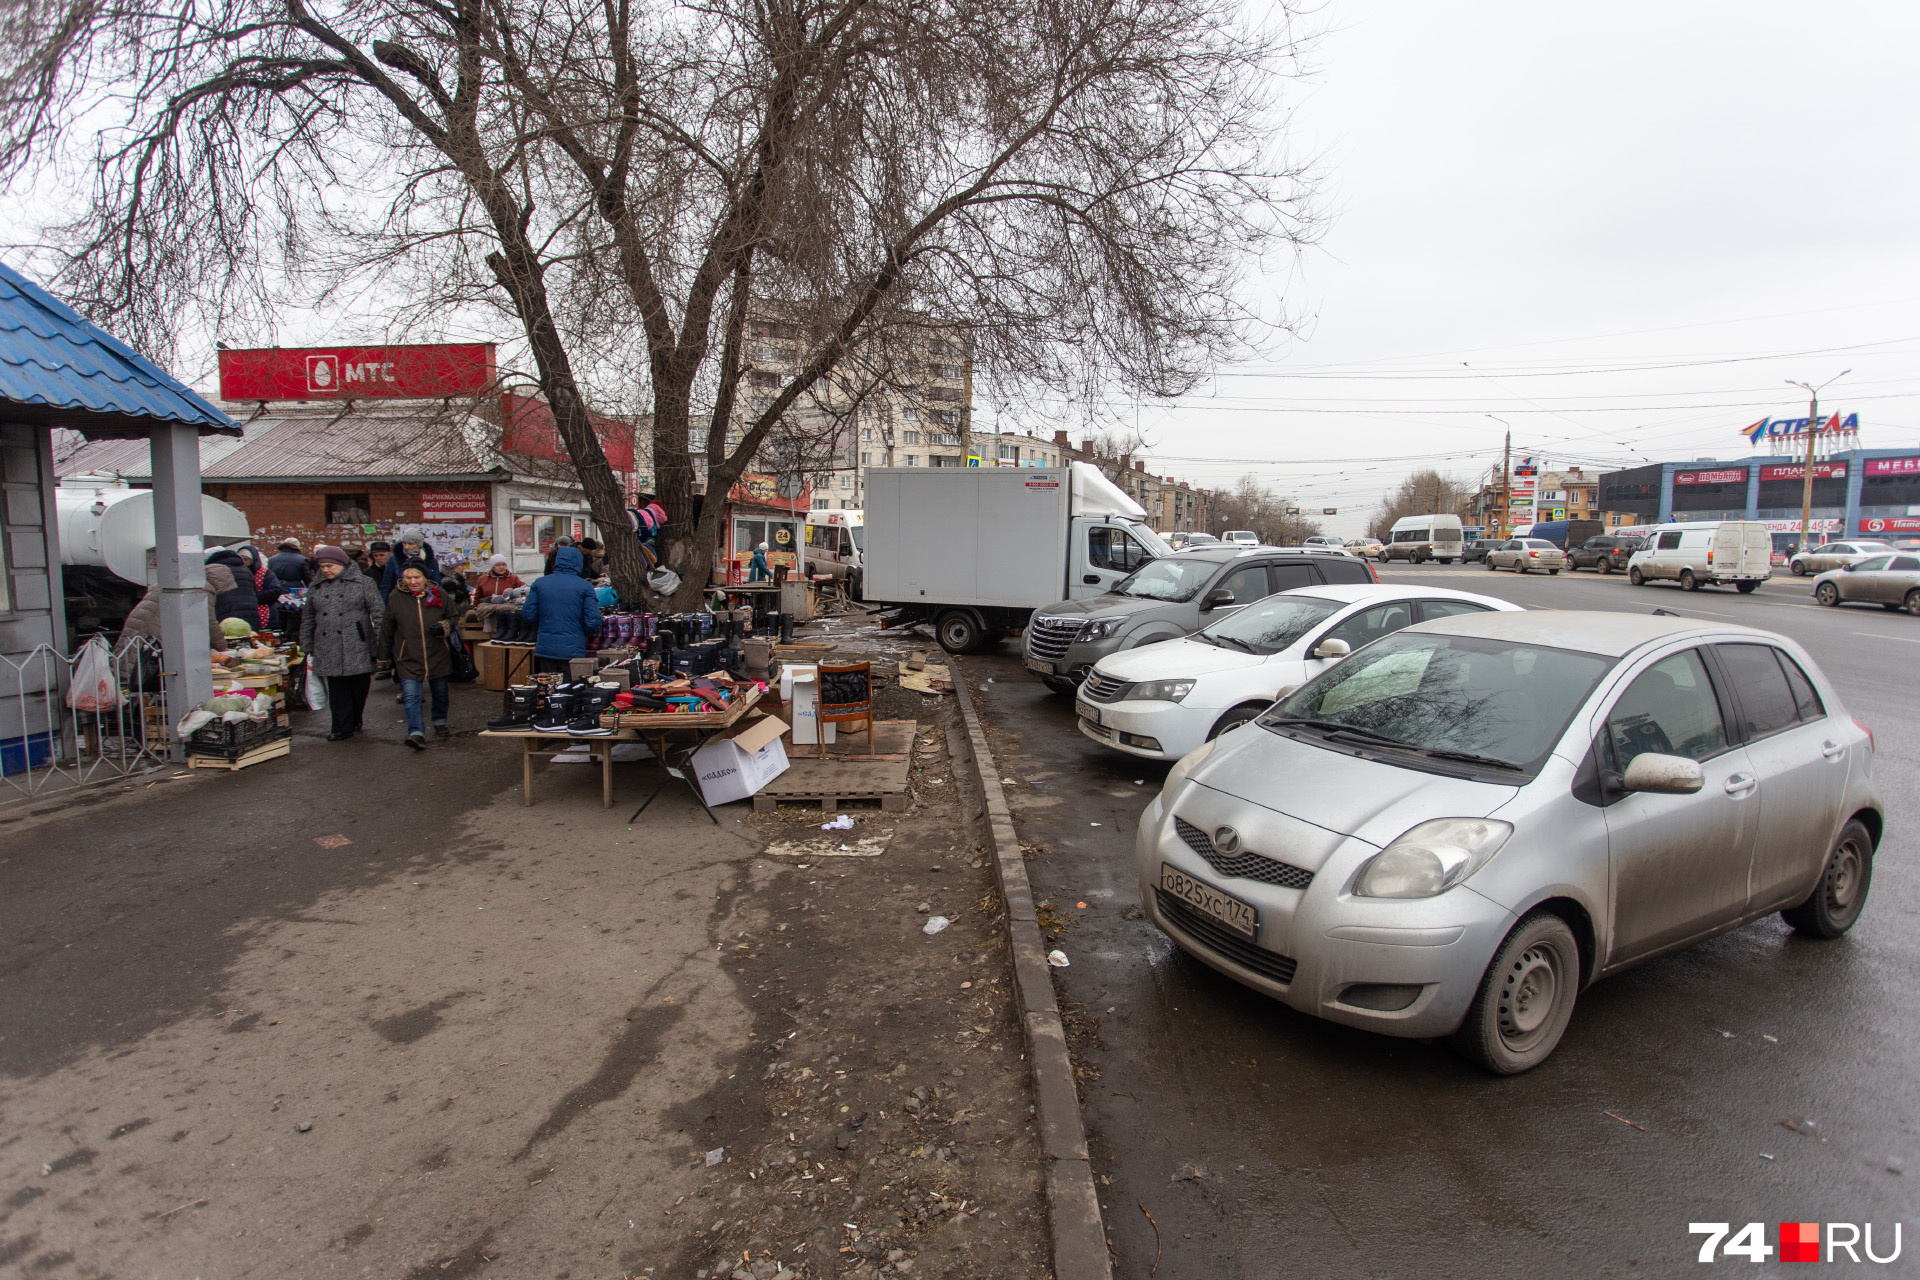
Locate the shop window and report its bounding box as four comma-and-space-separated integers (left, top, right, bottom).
513, 515, 535, 549
326, 492, 371, 525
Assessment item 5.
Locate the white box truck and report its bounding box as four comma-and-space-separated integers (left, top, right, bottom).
864, 463, 1171, 652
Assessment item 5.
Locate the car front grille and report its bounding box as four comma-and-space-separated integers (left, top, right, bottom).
1026, 616, 1083, 662
1154, 889, 1298, 985
1173, 817, 1315, 890
1082, 671, 1129, 703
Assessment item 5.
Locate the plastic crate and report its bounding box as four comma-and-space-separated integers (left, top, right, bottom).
187, 716, 288, 751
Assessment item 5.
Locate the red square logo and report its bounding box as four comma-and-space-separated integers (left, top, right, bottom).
1781, 1222, 1820, 1262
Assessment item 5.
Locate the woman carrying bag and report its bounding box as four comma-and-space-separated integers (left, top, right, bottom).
300, 546, 383, 741
378, 564, 454, 749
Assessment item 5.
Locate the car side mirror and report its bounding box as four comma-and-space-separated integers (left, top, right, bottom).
1201, 588, 1236, 611
1842, 563, 1857, 572
1312, 638, 1351, 660
1620, 753, 1704, 795
1272, 683, 1302, 701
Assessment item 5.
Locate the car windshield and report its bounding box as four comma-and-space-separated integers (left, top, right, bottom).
848, 526, 865, 551
1198, 593, 1342, 655
1852, 555, 1894, 571
1258, 633, 1614, 775
1112, 557, 1216, 601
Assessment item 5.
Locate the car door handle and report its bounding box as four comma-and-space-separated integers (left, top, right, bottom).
1082, 574, 1099, 584
1723, 773, 1757, 797
1822, 740, 1845, 760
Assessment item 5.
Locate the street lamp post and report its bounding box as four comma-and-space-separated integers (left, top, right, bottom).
1786, 370, 1850, 555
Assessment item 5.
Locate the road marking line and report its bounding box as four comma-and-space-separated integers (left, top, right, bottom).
1852, 630, 1920, 643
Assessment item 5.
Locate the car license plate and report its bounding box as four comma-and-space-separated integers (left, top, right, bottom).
1076, 699, 1103, 726
1160, 863, 1258, 939
1024, 655, 1053, 676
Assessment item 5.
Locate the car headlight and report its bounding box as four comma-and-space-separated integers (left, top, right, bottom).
1126, 679, 1194, 703
1080, 618, 1125, 641
1352, 818, 1513, 898
1160, 738, 1217, 799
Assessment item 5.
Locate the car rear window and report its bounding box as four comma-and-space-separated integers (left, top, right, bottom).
1892, 556, 1920, 572
1713, 643, 1804, 739
1314, 558, 1373, 585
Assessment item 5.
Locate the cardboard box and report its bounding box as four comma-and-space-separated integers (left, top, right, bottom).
568, 656, 600, 681
780, 664, 834, 745
691, 715, 790, 805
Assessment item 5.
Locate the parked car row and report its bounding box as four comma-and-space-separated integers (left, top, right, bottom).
1812, 553, 1920, 614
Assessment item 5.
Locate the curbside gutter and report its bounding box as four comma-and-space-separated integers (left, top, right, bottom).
950, 659, 1112, 1280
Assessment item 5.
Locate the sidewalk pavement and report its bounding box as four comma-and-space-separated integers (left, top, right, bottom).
0, 652, 1049, 1278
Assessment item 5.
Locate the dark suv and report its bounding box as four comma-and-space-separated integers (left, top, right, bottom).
1569, 534, 1645, 573
1022, 547, 1377, 692
1462, 538, 1501, 564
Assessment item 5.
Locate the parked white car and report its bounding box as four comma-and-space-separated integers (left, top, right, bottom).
1627, 520, 1772, 592
1075, 586, 1520, 761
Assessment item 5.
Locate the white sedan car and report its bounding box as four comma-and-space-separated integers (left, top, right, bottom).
1076, 586, 1520, 761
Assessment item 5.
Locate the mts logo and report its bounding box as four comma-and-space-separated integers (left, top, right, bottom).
305, 355, 399, 393
1691, 1222, 1903, 1263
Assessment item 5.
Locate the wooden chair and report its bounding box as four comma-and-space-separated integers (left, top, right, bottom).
817, 661, 874, 757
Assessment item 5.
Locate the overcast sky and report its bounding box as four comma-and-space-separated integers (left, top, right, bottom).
1058, 0, 1920, 537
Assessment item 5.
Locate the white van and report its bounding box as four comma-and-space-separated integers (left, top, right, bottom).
803, 509, 865, 596
1381, 513, 1465, 564
1626, 520, 1772, 593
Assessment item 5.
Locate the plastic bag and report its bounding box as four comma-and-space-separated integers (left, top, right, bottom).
646, 566, 681, 596
67, 636, 120, 712
305, 670, 328, 712
176, 708, 216, 739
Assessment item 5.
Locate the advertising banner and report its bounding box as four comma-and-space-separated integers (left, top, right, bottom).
1864, 456, 1920, 476
1759, 462, 1847, 482
1675, 469, 1748, 486
218, 343, 496, 400
420, 490, 490, 521
1859, 516, 1920, 534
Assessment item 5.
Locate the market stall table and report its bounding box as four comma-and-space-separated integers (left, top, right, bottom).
479, 726, 643, 808
612, 683, 766, 826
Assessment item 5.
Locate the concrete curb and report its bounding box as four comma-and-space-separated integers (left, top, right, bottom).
950, 660, 1112, 1280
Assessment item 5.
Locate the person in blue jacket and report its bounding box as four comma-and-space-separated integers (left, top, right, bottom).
521, 544, 601, 675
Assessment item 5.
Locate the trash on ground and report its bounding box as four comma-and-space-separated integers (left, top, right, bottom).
706, 1147, 726, 1166
312, 834, 352, 849
821, 813, 857, 831
923, 916, 951, 936
1047, 949, 1069, 967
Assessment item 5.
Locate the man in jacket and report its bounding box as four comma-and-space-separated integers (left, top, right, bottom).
269, 539, 311, 588
204, 548, 264, 626
521, 544, 601, 675
380, 526, 441, 600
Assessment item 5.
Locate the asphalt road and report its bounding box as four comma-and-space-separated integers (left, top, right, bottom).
968, 564, 1919, 1279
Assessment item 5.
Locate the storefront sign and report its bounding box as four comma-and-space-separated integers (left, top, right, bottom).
1864, 456, 1920, 476
1740, 411, 1860, 446
420, 490, 490, 521
1759, 462, 1847, 482
1859, 516, 1920, 534
728, 473, 810, 511
218, 343, 496, 401
1675, 468, 1748, 486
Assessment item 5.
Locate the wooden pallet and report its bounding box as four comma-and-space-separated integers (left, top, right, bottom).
807, 718, 918, 760
752, 757, 910, 813
187, 736, 292, 770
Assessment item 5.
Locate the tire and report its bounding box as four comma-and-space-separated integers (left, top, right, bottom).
937, 610, 982, 654
1792, 560, 1809, 576
1207, 705, 1266, 740
1815, 581, 1839, 607
1485, 557, 1497, 571
1737, 581, 1759, 594
1907, 589, 1920, 617
847, 569, 864, 601
1517, 564, 1529, 574
1598, 560, 1612, 575
1679, 570, 1698, 592
1451, 911, 1582, 1075
1548, 568, 1560, 575
1781, 818, 1874, 938
1628, 567, 1645, 586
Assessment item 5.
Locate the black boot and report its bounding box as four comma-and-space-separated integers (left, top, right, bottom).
568, 683, 621, 736
487, 684, 539, 731
531, 685, 575, 733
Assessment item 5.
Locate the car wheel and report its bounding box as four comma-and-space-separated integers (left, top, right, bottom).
1548, 568, 1560, 575
1451, 911, 1582, 1075
937, 610, 982, 654
1628, 567, 1645, 586
1781, 818, 1874, 938
1207, 704, 1266, 740
1485, 557, 1496, 571
1815, 581, 1839, 607
1598, 560, 1611, 574
1737, 581, 1759, 594
1792, 560, 1809, 576
1517, 563, 1529, 574
1679, 570, 1698, 592
1907, 589, 1920, 617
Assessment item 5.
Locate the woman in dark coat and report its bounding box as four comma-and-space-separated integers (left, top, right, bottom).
378, 563, 454, 748
234, 544, 286, 630
204, 549, 263, 627
299, 546, 384, 741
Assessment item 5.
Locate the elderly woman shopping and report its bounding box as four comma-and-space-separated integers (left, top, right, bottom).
300, 545, 383, 741
379, 562, 455, 749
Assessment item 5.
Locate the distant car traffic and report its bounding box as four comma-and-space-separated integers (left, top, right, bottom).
1222, 530, 1260, 547
1074, 585, 1519, 761
1811, 553, 1920, 614
1461, 538, 1500, 564
1168, 532, 1221, 551
1344, 538, 1386, 560
1789, 540, 1897, 576
1485, 538, 1567, 573
1568, 534, 1645, 574
1136, 610, 1883, 1073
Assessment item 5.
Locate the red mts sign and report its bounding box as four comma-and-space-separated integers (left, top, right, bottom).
218, 344, 496, 400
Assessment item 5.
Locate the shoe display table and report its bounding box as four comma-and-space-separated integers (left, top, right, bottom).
479, 727, 642, 809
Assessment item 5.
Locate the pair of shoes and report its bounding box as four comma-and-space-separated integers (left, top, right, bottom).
327, 730, 353, 742
487, 684, 541, 731
405, 733, 426, 750
433, 723, 450, 738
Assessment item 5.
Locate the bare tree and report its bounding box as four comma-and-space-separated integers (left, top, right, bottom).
1207, 474, 1320, 544
1368, 469, 1470, 540
2, 0, 1315, 605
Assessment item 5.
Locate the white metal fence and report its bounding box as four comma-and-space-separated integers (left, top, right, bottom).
1, 635, 172, 799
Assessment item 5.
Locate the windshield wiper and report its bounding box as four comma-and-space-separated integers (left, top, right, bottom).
1421, 748, 1523, 771
1265, 717, 1411, 749
1209, 634, 1256, 652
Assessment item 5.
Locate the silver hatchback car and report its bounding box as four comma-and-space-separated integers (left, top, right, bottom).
1136, 611, 1883, 1073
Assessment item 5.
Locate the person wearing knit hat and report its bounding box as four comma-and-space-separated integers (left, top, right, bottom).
301, 546, 383, 740
366, 540, 392, 581
474, 554, 523, 599
379, 526, 439, 601
313, 545, 351, 569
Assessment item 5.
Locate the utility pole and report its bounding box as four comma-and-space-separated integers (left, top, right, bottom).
1787, 370, 1850, 555
1489, 416, 1512, 537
